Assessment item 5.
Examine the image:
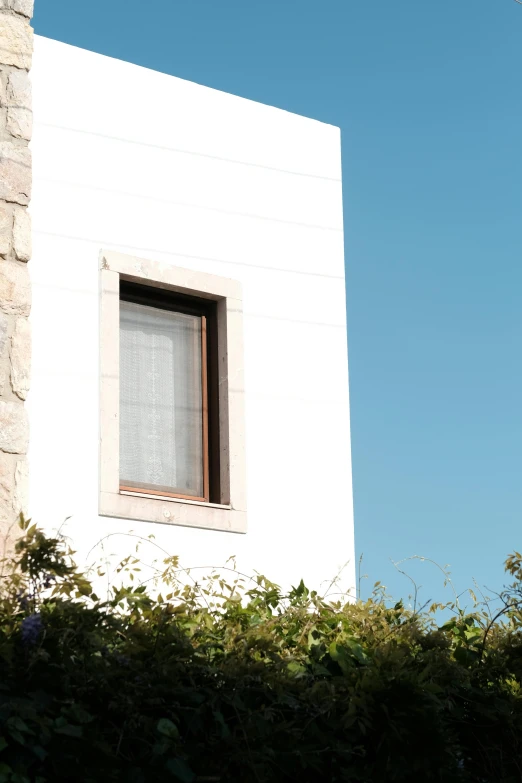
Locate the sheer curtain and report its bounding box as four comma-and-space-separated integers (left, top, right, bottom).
119, 300, 203, 498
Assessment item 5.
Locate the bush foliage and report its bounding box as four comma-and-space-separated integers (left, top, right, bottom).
1, 518, 522, 782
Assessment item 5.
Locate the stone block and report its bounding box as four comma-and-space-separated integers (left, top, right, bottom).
0, 202, 11, 256
6, 68, 30, 108
0, 75, 8, 112
0, 451, 14, 524
0, 12, 33, 70
0, 0, 34, 17
5, 107, 33, 141
0, 259, 30, 315
6, 69, 31, 140
0, 142, 31, 205
13, 456, 27, 516
0, 69, 6, 108
7, 105, 31, 140
10, 315, 29, 398
0, 310, 8, 396
13, 206, 29, 260
0, 399, 28, 453
0, 310, 7, 357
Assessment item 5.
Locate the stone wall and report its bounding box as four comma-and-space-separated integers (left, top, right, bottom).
0, 0, 32, 545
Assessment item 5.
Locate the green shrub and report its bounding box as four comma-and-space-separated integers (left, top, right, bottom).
1, 517, 522, 782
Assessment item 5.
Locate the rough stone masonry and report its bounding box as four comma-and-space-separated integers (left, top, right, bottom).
0, 0, 33, 547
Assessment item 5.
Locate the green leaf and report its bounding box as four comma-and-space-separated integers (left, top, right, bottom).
11, 774, 31, 783
157, 719, 179, 740
0, 738, 6, 753
67, 705, 94, 724
329, 642, 353, 674
287, 661, 306, 675
345, 639, 368, 664
32, 745, 47, 761
7, 730, 25, 746
214, 711, 230, 739
55, 723, 83, 738
165, 758, 195, 782
7, 717, 32, 735
307, 627, 321, 649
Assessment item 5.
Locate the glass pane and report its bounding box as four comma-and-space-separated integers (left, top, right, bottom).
119, 300, 203, 498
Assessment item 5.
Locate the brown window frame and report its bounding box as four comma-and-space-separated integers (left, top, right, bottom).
119, 279, 220, 504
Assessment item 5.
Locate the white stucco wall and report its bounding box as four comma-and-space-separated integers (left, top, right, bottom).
27, 35, 355, 596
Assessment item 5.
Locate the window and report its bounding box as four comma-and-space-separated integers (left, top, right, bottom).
119, 282, 218, 503
99, 251, 246, 533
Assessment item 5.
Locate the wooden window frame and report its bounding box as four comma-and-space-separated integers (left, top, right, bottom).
118, 281, 218, 504
99, 250, 247, 534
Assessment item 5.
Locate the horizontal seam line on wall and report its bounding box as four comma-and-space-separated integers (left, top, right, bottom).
33, 176, 343, 232
33, 121, 343, 183
31, 372, 347, 404
233, 311, 345, 328
32, 230, 346, 281
31, 283, 344, 328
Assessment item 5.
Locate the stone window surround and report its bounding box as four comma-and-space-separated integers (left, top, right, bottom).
99, 250, 247, 534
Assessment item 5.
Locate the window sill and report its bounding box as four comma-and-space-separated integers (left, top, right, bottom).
99, 490, 246, 534
119, 489, 232, 510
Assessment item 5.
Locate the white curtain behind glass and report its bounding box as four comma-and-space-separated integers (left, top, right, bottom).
119, 300, 203, 498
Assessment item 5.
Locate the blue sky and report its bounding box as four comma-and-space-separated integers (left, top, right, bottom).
33, 0, 522, 608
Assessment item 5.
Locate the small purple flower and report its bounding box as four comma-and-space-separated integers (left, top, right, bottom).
21, 613, 43, 645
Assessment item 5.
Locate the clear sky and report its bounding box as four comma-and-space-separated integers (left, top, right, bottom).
33, 0, 522, 608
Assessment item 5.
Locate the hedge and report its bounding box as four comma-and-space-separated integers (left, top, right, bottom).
1, 517, 522, 782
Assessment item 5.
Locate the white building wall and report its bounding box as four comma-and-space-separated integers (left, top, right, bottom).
27, 36, 355, 595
